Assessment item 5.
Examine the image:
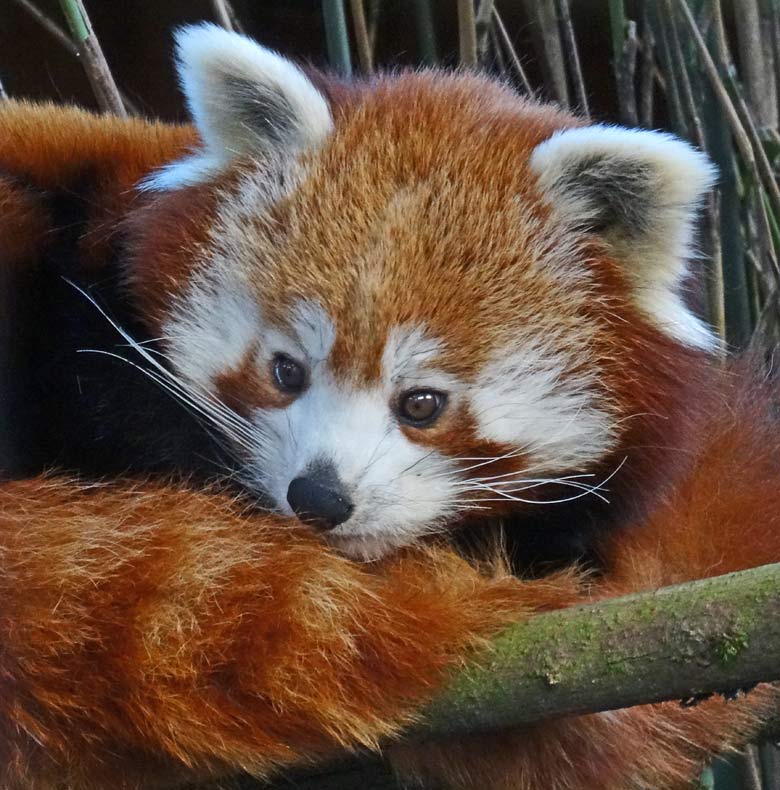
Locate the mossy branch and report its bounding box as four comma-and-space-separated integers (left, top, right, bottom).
258, 564, 780, 788
413, 562, 780, 739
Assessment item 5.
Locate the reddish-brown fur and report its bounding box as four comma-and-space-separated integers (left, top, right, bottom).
1, 477, 578, 789
1, 91, 780, 790
124, 74, 718, 521
395, 363, 780, 790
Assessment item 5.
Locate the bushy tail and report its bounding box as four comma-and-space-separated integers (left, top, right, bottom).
0, 476, 578, 789
394, 355, 780, 790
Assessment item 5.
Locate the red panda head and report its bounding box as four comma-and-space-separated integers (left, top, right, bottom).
127, 24, 717, 560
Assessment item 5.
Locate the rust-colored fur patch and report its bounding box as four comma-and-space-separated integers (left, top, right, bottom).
2, 85, 780, 790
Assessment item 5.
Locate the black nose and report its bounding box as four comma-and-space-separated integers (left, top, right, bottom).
287, 465, 354, 531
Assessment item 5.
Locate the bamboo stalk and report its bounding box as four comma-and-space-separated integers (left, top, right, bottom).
349, 0, 373, 73
769, 0, 780, 115
490, 25, 507, 77
757, 188, 780, 295
675, 0, 759, 181
728, 75, 780, 239
608, 0, 626, 67
211, 0, 234, 31
412, 0, 438, 66
639, 5, 655, 126
707, 15, 780, 285
615, 19, 639, 126
13, 0, 138, 114
699, 0, 751, 346
743, 745, 764, 790
475, 0, 494, 64
733, 0, 778, 129
57, 0, 126, 116
13, 0, 77, 55
322, 0, 353, 76
367, 0, 381, 52
493, 9, 534, 96
665, 0, 705, 148
211, 0, 243, 33
706, 120, 752, 347
457, 0, 478, 68
651, 1, 688, 135
555, 0, 589, 116
527, 0, 569, 106
758, 741, 780, 788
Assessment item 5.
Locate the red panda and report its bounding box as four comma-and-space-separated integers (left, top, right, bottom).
1, 22, 779, 790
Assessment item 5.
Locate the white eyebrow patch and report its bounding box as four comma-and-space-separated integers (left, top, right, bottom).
381, 325, 463, 393
472, 339, 616, 469
164, 277, 262, 390
287, 299, 336, 362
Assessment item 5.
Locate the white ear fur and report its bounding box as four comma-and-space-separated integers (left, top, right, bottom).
142, 23, 333, 191
530, 125, 718, 350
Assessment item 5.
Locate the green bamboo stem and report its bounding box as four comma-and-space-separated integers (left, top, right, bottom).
13, 0, 138, 113
493, 8, 534, 96
676, 0, 759, 187
555, 0, 589, 116
412, 0, 438, 66
57, 0, 126, 116
733, 0, 778, 129
475, 0, 494, 63
650, 1, 689, 135
666, 0, 706, 147
211, 0, 234, 31
526, 0, 569, 106
350, 0, 373, 72
322, 0, 353, 76
608, 0, 626, 72
457, 0, 478, 67
639, 5, 655, 127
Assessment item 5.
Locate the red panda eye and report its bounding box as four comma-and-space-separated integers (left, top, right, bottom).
397, 390, 447, 427
272, 354, 307, 394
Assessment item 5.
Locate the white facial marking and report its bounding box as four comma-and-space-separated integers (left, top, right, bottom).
164, 276, 261, 390
382, 326, 464, 393
161, 155, 311, 388
164, 280, 615, 559
244, 324, 462, 559
473, 339, 616, 469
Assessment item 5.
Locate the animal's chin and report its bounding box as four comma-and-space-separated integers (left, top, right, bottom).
323, 532, 411, 561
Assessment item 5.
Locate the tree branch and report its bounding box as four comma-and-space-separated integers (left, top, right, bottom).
256, 564, 780, 788
414, 562, 780, 738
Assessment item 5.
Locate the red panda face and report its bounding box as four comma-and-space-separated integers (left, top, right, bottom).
129, 25, 716, 559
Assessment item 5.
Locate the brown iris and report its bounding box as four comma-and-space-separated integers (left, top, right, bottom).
272, 354, 307, 394
397, 389, 447, 427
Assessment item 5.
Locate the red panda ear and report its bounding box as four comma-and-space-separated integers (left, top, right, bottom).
141, 24, 333, 191
530, 126, 718, 350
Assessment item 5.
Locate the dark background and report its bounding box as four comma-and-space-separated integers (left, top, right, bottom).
3, 1, 646, 122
